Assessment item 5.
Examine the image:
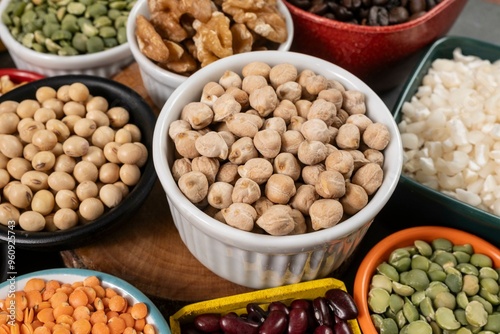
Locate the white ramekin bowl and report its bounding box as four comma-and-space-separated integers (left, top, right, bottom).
153, 50, 403, 289
127, 0, 294, 109
0, 0, 133, 78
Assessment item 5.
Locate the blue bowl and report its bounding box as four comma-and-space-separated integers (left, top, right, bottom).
0, 268, 171, 333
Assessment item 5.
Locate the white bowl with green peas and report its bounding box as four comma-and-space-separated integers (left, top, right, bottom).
0, 0, 134, 78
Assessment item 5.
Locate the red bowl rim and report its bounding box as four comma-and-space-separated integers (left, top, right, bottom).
284, 0, 461, 34
0, 68, 45, 84
353, 226, 500, 333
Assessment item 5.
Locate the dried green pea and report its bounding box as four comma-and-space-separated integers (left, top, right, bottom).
465, 300, 488, 327
45, 38, 61, 53
395, 310, 406, 329
462, 274, 480, 296
371, 314, 384, 331
103, 37, 118, 48
117, 26, 126, 44
457, 262, 479, 276
401, 320, 432, 334
86, 35, 104, 53
99, 26, 116, 38
456, 291, 470, 309
108, 8, 121, 20
470, 295, 494, 314
21, 33, 34, 48
43, 22, 60, 37
109, 1, 128, 10
72, 32, 88, 52
453, 250, 472, 264
411, 255, 431, 271
371, 274, 393, 292
61, 14, 79, 32
58, 45, 78, 56
403, 299, 419, 323
479, 288, 499, 305
369, 287, 391, 314
434, 291, 456, 309
454, 308, 469, 326
379, 318, 398, 334
51, 29, 72, 41
470, 253, 493, 268
425, 281, 449, 300
410, 291, 426, 307
389, 294, 404, 314
87, 3, 107, 18
479, 267, 499, 280
67, 2, 86, 15
432, 238, 454, 252
400, 269, 429, 292
418, 297, 435, 320
435, 307, 461, 330
484, 313, 500, 332
392, 281, 414, 297
444, 266, 463, 293
94, 16, 112, 28
377, 262, 399, 282
432, 250, 458, 269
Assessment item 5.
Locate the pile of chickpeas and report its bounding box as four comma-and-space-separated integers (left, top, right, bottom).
0, 82, 147, 232
169, 62, 391, 236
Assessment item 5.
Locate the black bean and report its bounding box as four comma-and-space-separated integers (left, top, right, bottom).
368, 6, 389, 25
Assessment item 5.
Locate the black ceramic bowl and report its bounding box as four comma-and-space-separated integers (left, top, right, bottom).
0, 75, 157, 250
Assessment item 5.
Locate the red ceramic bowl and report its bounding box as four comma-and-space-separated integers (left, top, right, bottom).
353, 226, 500, 333
0, 68, 44, 85
283, 0, 467, 92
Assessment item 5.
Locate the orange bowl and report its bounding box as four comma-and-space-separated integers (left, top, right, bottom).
353, 226, 500, 333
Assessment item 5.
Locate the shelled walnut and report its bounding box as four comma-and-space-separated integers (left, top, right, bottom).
135, 0, 288, 75
169, 62, 391, 236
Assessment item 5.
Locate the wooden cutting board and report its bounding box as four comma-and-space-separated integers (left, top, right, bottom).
60, 62, 254, 310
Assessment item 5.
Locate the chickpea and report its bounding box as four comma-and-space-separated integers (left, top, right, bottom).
73, 161, 99, 183
34, 107, 56, 123
297, 140, 328, 165
79, 198, 105, 221
73, 118, 97, 137
273, 100, 297, 124
364, 148, 384, 167
173, 131, 201, 159
212, 94, 241, 122
232, 177, 261, 204
99, 163, 120, 184
242, 61, 271, 78
171, 158, 192, 182
269, 63, 298, 89
48, 171, 76, 191
318, 88, 343, 110
191, 156, 219, 184
54, 154, 77, 173
336, 123, 360, 150
363, 122, 391, 150
305, 74, 328, 96
31, 151, 56, 171
53, 208, 78, 230
63, 135, 90, 157
300, 119, 331, 144
273, 153, 301, 181
253, 129, 281, 159
31, 189, 55, 216
195, 132, 228, 160
225, 113, 263, 138
0, 112, 20, 134
309, 199, 343, 230
0, 203, 20, 226
340, 182, 368, 215
20, 170, 49, 192
280, 130, 304, 155
252, 196, 274, 217
249, 85, 279, 117
255, 204, 295, 236
107, 107, 129, 129
178, 171, 209, 204
351, 162, 384, 195
75, 180, 99, 201
119, 164, 141, 186
265, 174, 296, 204
290, 184, 319, 216
315, 170, 346, 199
221, 202, 257, 232
295, 100, 312, 119
7, 157, 33, 180
325, 150, 354, 178
19, 211, 46, 232
207, 182, 233, 209
237, 158, 273, 185
200, 81, 225, 106
32, 129, 58, 151
168, 120, 191, 140
301, 164, 326, 186
216, 162, 239, 185
181, 102, 214, 130
288, 115, 306, 131
219, 70, 242, 90
0, 134, 23, 158
228, 137, 258, 165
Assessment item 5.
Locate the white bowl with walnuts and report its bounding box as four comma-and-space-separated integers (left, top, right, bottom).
153, 51, 403, 289
126, 0, 294, 109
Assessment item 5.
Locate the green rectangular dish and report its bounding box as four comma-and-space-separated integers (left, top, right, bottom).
391, 36, 500, 246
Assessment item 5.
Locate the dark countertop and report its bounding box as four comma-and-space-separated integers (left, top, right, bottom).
1, 0, 500, 321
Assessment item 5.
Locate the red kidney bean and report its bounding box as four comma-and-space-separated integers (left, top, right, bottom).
247, 303, 267, 325
194, 313, 221, 332
334, 319, 354, 334
259, 310, 288, 334
312, 297, 334, 327
181, 323, 205, 334
268, 301, 290, 316
287, 307, 308, 334
313, 324, 334, 334
324, 288, 359, 320
220, 313, 260, 334
290, 298, 318, 329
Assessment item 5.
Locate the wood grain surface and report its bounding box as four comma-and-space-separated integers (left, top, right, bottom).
60, 62, 254, 305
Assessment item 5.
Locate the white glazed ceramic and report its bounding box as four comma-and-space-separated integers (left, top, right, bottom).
0, 0, 133, 78
153, 51, 404, 289
127, 0, 294, 109
0, 268, 171, 333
